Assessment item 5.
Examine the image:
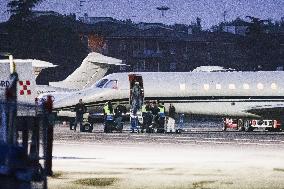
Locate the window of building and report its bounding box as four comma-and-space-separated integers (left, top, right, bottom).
204, 84, 209, 90
215, 84, 221, 90
229, 84, 236, 90
257, 83, 263, 90
243, 83, 250, 90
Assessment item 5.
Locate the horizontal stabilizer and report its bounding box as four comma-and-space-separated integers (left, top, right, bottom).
0, 59, 57, 78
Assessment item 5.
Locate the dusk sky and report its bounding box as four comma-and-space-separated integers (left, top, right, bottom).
0, 0, 283, 28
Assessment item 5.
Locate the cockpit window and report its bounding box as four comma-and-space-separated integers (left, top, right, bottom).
95, 79, 108, 88
104, 80, 118, 89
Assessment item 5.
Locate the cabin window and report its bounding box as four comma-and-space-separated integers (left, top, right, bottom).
204, 84, 209, 90
243, 83, 250, 90
180, 83, 185, 91
257, 83, 263, 90
104, 80, 118, 89
215, 84, 221, 90
95, 79, 108, 88
229, 84, 235, 90
271, 83, 277, 90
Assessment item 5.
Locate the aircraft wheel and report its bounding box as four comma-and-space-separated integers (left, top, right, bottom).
84, 123, 93, 133
104, 124, 111, 133
222, 124, 227, 131
80, 125, 84, 132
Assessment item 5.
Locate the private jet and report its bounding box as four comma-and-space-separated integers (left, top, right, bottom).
53, 70, 284, 125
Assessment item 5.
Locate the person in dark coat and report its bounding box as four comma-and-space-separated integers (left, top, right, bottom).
131, 81, 142, 115
73, 99, 87, 131
168, 103, 176, 119
151, 101, 160, 126
114, 102, 126, 131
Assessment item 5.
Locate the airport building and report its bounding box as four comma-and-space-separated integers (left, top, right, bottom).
78, 19, 247, 72
0, 14, 284, 83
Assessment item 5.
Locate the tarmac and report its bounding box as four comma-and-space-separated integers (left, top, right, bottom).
48, 121, 284, 189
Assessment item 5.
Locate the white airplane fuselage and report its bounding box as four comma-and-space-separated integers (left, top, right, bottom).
53, 71, 284, 119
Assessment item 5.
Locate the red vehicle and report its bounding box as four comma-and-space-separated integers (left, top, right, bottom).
223, 118, 282, 132
223, 118, 238, 131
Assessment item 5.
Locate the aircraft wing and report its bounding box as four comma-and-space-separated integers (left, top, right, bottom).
245, 104, 284, 119
0, 59, 57, 79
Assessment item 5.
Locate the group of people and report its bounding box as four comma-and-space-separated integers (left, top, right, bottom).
70, 97, 177, 133
103, 101, 127, 132
140, 101, 176, 132
71, 99, 127, 132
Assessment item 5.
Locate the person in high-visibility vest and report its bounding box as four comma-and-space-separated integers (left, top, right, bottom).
103, 101, 114, 133
158, 102, 165, 116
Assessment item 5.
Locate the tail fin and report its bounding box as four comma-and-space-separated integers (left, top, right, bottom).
0, 58, 37, 116
49, 52, 124, 90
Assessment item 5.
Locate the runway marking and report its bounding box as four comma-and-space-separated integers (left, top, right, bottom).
196, 140, 215, 143
176, 140, 196, 142
203, 138, 227, 140
212, 141, 234, 144
131, 135, 148, 137
151, 135, 172, 138
258, 140, 282, 142
108, 137, 126, 139
255, 143, 284, 146
236, 142, 284, 146
175, 136, 198, 139
156, 138, 170, 141
133, 138, 146, 140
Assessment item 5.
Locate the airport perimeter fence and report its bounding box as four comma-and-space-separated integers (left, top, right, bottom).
0, 73, 55, 189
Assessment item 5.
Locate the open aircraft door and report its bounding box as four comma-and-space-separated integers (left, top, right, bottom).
128, 74, 144, 109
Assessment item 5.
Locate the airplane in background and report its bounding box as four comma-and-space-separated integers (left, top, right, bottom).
1, 53, 125, 115
37, 52, 125, 95
52, 70, 284, 129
